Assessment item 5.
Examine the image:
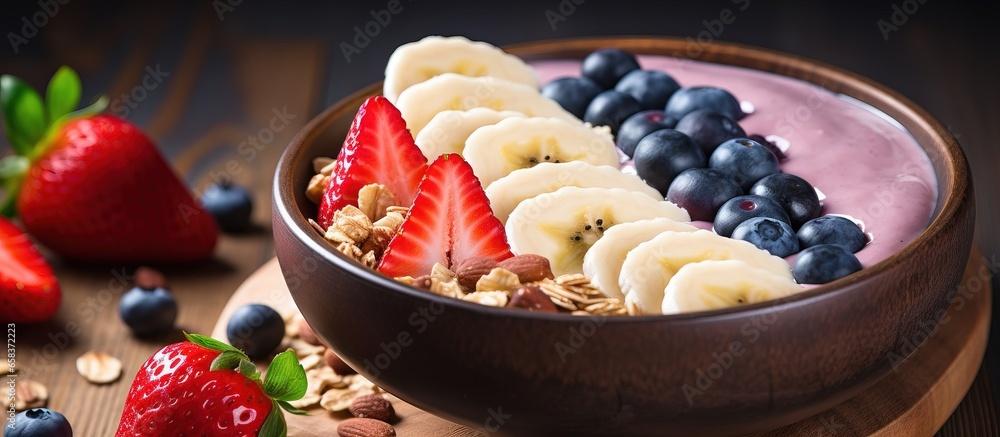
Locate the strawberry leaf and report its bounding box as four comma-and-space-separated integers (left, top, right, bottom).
44, 66, 81, 123
209, 350, 247, 371
0, 75, 47, 156
239, 358, 261, 380
258, 402, 288, 437
262, 349, 307, 402
277, 400, 308, 416
184, 332, 242, 354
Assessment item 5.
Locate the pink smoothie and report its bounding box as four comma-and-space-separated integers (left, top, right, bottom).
530, 56, 938, 268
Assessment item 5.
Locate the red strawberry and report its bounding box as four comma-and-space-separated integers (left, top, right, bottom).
378, 154, 512, 277
0, 217, 60, 323
317, 96, 427, 228
116, 333, 307, 437
1, 67, 217, 263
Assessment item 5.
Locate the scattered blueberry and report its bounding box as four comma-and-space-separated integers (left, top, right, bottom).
748, 134, 786, 160
541, 77, 603, 119
749, 173, 822, 229
226, 304, 285, 360
797, 215, 868, 253
632, 129, 706, 195
666, 168, 743, 222
665, 86, 745, 121
4, 408, 73, 437
614, 70, 681, 110
119, 286, 178, 337
201, 180, 254, 232
581, 48, 641, 89
675, 110, 746, 156
583, 90, 643, 134
732, 217, 799, 258
792, 244, 863, 284
713, 195, 791, 238
709, 138, 781, 191
616, 110, 677, 158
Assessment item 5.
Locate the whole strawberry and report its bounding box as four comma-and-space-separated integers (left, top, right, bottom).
0, 217, 60, 323
115, 333, 307, 437
0, 67, 217, 263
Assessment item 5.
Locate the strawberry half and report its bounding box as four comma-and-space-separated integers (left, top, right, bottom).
378, 154, 512, 278
0, 67, 217, 263
0, 217, 60, 323
317, 96, 427, 228
115, 333, 307, 437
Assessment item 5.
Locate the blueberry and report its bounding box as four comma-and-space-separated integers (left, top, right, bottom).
583, 90, 643, 134
665, 86, 745, 121
541, 77, 603, 119
709, 138, 781, 191
797, 216, 868, 253
666, 168, 742, 221
119, 286, 178, 337
792, 244, 863, 284
4, 408, 72, 437
226, 304, 285, 359
614, 70, 681, 110
201, 180, 254, 232
632, 129, 705, 195
732, 217, 799, 258
616, 110, 677, 157
581, 48, 641, 89
749, 173, 822, 229
675, 110, 746, 156
713, 195, 791, 238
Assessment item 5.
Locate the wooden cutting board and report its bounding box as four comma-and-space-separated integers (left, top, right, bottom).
211, 252, 991, 436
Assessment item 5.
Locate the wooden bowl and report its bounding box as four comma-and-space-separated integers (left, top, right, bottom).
272, 37, 974, 436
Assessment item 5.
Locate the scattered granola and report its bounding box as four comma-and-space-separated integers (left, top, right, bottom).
475, 267, 520, 292
76, 351, 122, 384
462, 291, 509, 307
13, 380, 47, 411
357, 183, 396, 222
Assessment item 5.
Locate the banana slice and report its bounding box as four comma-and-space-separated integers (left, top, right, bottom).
464, 117, 619, 187
395, 74, 579, 136
506, 187, 690, 276
662, 260, 803, 314
620, 230, 793, 314
486, 161, 663, 225
414, 108, 525, 161
582, 218, 698, 299
383, 36, 539, 103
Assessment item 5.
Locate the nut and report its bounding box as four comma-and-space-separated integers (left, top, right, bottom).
357, 184, 397, 222
325, 349, 357, 375
337, 418, 396, 437
499, 254, 554, 283
454, 257, 499, 290
508, 285, 559, 313
14, 380, 47, 410
430, 263, 456, 283
313, 156, 336, 175
135, 266, 166, 289
76, 351, 122, 384
475, 268, 521, 292
297, 318, 322, 346
333, 205, 373, 242
306, 174, 330, 204
349, 393, 395, 421
463, 291, 510, 307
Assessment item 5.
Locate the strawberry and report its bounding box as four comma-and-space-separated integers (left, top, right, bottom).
0, 67, 217, 263
0, 217, 60, 323
317, 96, 427, 228
115, 333, 307, 437
378, 154, 512, 277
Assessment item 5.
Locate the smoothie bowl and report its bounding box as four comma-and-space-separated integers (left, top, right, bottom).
272, 37, 974, 435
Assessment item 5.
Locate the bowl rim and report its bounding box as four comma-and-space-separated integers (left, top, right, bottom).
273, 36, 969, 323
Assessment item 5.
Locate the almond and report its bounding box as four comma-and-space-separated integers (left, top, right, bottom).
499, 254, 555, 283
338, 418, 396, 437
76, 351, 122, 384
508, 285, 559, 313
325, 348, 357, 375
454, 257, 499, 290
349, 393, 395, 421
297, 317, 322, 346
134, 266, 166, 289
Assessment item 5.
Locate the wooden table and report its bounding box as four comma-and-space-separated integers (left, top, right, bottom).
2, 1, 998, 435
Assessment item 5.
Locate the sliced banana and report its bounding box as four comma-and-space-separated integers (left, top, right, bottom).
383, 36, 539, 103
486, 161, 663, 225
395, 74, 579, 136
506, 187, 690, 276
620, 230, 792, 315
582, 218, 698, 299
464, 117, 619, 187
414, 108, 525, 161
662, 260, 804, 314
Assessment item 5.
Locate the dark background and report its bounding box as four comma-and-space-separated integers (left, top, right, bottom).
1, 0, 998, 426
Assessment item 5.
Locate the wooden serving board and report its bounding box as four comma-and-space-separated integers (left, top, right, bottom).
212, 253, 991, 436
